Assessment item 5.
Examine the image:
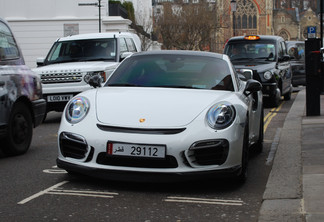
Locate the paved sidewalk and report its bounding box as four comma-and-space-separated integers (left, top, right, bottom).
259, 89, 324, 222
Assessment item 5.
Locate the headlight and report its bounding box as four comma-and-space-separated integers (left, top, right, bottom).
65, 96, 90, 124
206, 102, 236, 130
263, 71, 272, 80
84, 71, 106, 83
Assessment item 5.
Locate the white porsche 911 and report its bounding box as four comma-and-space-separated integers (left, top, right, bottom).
57, 50, 263, 182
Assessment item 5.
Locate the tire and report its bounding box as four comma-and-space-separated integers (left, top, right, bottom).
42, 112, 47, 123
283, 84, 292, 101
252, 106, 264, 154
2, 102, 33, 156
270, 87, 281, 107
236, 118, 249, 183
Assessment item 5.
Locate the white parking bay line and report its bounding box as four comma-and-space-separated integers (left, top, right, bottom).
18, 181, 69, 205
48, 189, 119, 198
18, 181, 119, 205
164, 196, 244, 206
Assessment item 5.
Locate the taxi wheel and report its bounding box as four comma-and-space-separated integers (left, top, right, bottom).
284, 84, 292, 101
271, 87, 281, 107
2, 102, 33, 156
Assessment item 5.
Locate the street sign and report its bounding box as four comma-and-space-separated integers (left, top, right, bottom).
307, 26, 316, 38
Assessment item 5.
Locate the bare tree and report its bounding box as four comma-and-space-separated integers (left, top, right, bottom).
155, 1, 217, 51
134, 18, 154, 51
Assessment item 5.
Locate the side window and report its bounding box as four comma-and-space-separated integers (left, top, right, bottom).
120, 38, 128, 53
281, 42, 287, 55
125, 38, 137, 52
231, 63, 240, 89
278, 42, 284, 58
0, 22, 19, 61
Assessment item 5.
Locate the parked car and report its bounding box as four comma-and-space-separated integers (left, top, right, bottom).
286, 41, 305, 86
32, 32, 141, 120
57, 50, 263, 182
224, 35, 293, 107
0, 18, 46, 156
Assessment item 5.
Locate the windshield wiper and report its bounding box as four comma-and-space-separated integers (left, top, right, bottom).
155, 85, 199, 89
84, 58, 115, 62
107, 83, 141, 87
231, 57, 252, 61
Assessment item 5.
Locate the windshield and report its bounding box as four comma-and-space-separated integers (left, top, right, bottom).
225, 41, 276, 61
287, 43, 305, 61
106, 54, 234, 91
45, 38, 117, 64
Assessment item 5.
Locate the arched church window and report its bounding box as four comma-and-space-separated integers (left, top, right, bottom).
242, 14, 247, 28
237, 16, 241, 29
303, 27, 308, 39
279, 30, 289, 40
248, 15, 252, 28
253, 15, 257, 28
235, 0, 258, 32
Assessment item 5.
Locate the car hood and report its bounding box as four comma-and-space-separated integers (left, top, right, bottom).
95, 87, 232, 128
32, 61, 118, 74
231, 61, 275, 73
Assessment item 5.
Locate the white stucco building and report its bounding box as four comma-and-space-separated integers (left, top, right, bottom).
0, 0, 153, 68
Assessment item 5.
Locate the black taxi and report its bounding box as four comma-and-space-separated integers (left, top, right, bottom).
224, 35, 292, 107
0, 18, 46, 156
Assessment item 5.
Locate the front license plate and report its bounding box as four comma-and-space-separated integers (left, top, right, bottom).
47, 94, 73, 102
107, 142, 166, 159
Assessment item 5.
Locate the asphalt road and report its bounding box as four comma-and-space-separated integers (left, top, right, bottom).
0, 89, 301, 222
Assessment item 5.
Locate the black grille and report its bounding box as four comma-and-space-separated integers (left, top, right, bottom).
97, 124, 186, 135
59, 132, 88, 159
188, 140, 229, 166
97, 153, 178, 168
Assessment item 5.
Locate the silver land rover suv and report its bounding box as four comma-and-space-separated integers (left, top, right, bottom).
33, 32, 141, 120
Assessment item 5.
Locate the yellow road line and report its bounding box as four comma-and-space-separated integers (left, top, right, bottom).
264, 101, 285, 133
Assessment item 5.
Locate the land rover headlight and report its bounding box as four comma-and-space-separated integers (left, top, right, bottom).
84, 71, 106, 83
263, 71, 272, 80
206, 102, 236, 130
65, 96, 89, 124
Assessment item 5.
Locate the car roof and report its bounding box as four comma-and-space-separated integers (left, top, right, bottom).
56, 32, 136, 42
228, 35, 284, 42
0, 17, 7, 24
130, 50, 225, 59
286, 41, 305, 45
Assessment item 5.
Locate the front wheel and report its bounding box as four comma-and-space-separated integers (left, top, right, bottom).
236, 118, 249, 183
252, 106, 264, 154
270, 87, 281, 107
2, 102, 33, 156
283, 84, 292, 101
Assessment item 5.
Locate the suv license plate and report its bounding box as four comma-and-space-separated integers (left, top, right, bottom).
107, 142, 166, 159
47, 94, 73, 102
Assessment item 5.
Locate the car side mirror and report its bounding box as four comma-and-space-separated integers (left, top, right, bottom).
88, 75, 102, 88
36, 58, 45, 67
238, 69, 253, 81
279, 55, 290, 62
238, 74, 247, 81
120, 52, 133, 61
244, 79, 262, 96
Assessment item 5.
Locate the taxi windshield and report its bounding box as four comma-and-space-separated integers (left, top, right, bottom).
225, 41, 276, 61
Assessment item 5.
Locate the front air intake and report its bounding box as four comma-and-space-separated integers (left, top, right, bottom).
59, 132, 88, 159
187, 139, 229, 166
